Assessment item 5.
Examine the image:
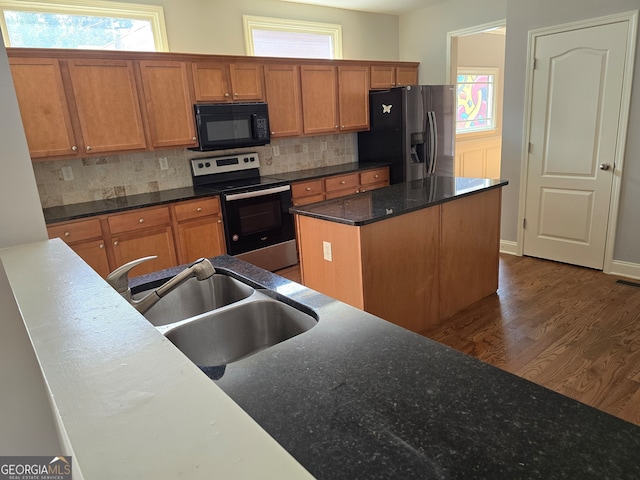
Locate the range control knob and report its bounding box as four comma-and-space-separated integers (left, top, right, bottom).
244, 157, 250, 163
232, 234, 239, 242
205, 162, 211, 167
198, 163, 204, 169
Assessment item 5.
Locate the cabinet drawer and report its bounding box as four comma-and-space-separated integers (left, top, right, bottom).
325, 187, 360, 200
174, 197, 220, 222
292, 179, 323, 199
325, 173, 359, 192
47, 218, 102, 244
107, 206, 171, 234
292, 193, 324, 206
360, 168, 389, 186
358, 182, 388, 193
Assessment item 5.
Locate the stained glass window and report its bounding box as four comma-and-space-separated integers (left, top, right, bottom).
456, 71, 496, 134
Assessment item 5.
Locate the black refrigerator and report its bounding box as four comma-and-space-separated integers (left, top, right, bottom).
358, 85, 456, 184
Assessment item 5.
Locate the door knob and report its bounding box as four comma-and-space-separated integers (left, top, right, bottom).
600, 163, 611, 170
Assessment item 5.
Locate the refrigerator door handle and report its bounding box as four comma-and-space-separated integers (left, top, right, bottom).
427, 111, 437, 174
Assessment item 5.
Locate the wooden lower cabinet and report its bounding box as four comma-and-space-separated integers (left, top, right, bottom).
291, 167, 390, 205
173, 197, 225, 264
47, 196, 226, 279
47, 217, 110, 277
111, 226, 177, 277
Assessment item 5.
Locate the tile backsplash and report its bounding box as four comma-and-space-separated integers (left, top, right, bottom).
33, 133, 357, 208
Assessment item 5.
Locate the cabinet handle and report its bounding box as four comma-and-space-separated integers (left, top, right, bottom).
340, 180, 346, 185
217, 219, 222, 224
64, 231, 70, 237
86, 146, 92, 152
99, 244, 104, 249
113, 241, 119, 246
374, 174, 379, 179
196, 207, 202, 212
192, 137, 197, 142
224, 93, 230, 97
359, 188, 365, 193
71, 146, 78, 152
138, 218, 144, 224
305, 187, 312, 191
234, 92, 239, 96
341, 125, 345, 129
334, 125, 339, 129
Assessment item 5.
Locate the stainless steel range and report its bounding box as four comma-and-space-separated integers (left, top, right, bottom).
191, 152, 297, 272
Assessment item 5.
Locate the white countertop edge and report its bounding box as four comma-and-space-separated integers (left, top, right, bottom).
0, 239, 315, 480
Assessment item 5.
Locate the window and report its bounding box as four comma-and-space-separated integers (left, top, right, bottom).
243, 15, 342, 60
456, 68, 497, 134
0, 0, 168, 51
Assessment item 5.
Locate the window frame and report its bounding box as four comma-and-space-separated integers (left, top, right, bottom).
242, 14, 343, 60
0, 0, 169, 51
455, 66, 499, 138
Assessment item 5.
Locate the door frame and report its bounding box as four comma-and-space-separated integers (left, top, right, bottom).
516, 10, 638, 273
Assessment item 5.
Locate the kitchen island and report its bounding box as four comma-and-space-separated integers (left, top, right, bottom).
1, 241, 640, 479
290, 176, 508, 331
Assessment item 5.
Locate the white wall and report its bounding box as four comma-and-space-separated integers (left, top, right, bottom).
124, 0, 399, 60
400, 0, 640, 265
0, 34, 47, 248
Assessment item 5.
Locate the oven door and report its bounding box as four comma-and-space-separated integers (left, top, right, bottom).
222, 184, 295, 256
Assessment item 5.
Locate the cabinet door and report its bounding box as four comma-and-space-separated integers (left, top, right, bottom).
228, 63, 264, 101
138, 60, 197, 148
396, 66, 418, 86
72, 239, 111, 278
370, 65, 396, 89
176, 216, 225, 264
67, 59, 147, 155
192, 62, 231, 102
264, 64, 303, 137
300, 65, 339, 135
111, 226, 177, 277
338, 66, 370, 132
9, 57, 79, 158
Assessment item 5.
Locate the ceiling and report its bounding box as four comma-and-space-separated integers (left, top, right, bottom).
280, 0, 448, 16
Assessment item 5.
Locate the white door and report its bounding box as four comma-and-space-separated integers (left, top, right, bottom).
523, 20, 630, 269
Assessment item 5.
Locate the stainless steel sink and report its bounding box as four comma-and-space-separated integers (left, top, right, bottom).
134, 274, 254, 326
158, 294, 317, 367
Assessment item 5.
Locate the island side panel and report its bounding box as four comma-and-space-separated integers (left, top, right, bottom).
439, 188, 502, 319
360, 206, 440, 332
296, 215, 365, 309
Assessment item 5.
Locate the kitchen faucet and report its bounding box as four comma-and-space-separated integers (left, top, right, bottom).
106, 256, 216, 314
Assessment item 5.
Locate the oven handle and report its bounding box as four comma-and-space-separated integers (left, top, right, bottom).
224, 184, 291, 201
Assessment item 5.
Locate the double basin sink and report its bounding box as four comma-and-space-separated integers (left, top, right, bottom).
134, 274, 317, 371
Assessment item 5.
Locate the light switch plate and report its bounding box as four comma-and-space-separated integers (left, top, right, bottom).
273, 146, 280, 156
159, 157, 169, 170
323, 241, 332, 262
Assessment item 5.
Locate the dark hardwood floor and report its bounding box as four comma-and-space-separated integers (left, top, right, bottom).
277, 255, 640, 426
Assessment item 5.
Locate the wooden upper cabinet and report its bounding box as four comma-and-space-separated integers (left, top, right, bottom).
192, 61, 263, 102
396, 66, 419, 86
370, 65, 419, 89
66, 59, 147, 154
264, 64, 303, 138
228, 63, 264, 101
337, 65, 370, 132
8, 57, 80, 159
138, 60, 197, 148
300, 65, 339, 135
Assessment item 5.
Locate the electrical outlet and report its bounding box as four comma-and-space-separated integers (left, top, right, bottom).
159, 157, 169, 170
323, 241, 332, 262
321, 141, 328, 151
273, 146, 280, 156
61, 166, 74, 181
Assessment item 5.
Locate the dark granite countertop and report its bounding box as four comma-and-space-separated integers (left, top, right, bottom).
132, 256, 640, 480
290, 176, 509, 226
43, 162, 389, 224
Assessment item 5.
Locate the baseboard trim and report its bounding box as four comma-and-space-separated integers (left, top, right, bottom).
500, 240, 518, 255
610, 260, 640, 280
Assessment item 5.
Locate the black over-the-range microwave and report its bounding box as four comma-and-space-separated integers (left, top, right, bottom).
192, 102, 271, 152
